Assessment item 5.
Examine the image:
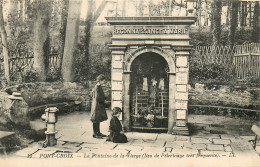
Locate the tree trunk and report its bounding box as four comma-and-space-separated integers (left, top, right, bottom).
226, 2, 230, 26
244, 2, 247, 26
61, 0, 82, 82
92, 0, 106, 23
60, 0, 69, 71
81, 0, 94, 80
33, 2, 50, 82
0, 0, 10, 84
19, 0, 23, 18
80, 0, 106, 80
252, 1, 259, 43
211, 0, 222, 46
249, 2, 252, 27
241, 2, 244, 26
228, 1, 239, 46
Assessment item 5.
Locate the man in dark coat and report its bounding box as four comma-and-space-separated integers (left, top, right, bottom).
107, 107, 127, 143
91, 74, 108, 138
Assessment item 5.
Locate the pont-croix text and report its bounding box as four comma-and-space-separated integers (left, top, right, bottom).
28, 152, 235, 159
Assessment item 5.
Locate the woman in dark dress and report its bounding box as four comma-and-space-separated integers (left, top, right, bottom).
90, 74, 108, 138
107, 107, 127, 143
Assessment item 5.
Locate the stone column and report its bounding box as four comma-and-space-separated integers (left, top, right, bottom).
123, 72, 131, 131
110, 47, 126, 112
168, 73, 176, 133
172, 52, 190, 135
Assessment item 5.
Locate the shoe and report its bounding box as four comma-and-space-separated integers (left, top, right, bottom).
98, 132, 107, 137
93, 134, 103, 139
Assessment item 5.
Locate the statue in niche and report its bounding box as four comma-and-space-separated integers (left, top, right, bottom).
149, 77, 158, 106
130, 54, 169, 117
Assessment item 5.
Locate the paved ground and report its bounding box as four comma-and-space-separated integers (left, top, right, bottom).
2, 111, 260, 167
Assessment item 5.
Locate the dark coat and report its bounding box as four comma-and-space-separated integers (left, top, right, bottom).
108, 116, 127, 143
90, 84, 107, 123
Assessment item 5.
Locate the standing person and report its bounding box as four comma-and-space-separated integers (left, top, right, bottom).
91, 74, 108, 139
106, 107, 127, 143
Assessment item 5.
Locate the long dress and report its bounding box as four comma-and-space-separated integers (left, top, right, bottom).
90, 84, 108, 123
108, 116, 127, 143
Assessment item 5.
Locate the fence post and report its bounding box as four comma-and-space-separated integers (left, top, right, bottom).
249, 43, 252, 78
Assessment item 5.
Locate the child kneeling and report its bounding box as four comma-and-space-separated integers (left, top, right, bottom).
106, 107, 127, 143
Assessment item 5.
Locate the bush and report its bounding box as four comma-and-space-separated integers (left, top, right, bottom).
22, 69, 38, 83
46, 68, 62, 82
189, 62, 234, 85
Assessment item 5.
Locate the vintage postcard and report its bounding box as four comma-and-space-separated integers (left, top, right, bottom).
0, 0, 259, 166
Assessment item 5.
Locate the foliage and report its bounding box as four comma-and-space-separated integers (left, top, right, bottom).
244, 76, 260, 88
46, 68, 62, 82
75, 26, 112, 82
27, 0, 52, 19
22, 68, 38, 83
190, 27, 254, 46
0, 76, 8, 89
0, 0, 258, 85
189, 62, 234, 85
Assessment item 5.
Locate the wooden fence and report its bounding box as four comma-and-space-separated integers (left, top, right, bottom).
193, 45, 234, 66
192, 43, 260, 80
234, 43, 260, 80
0, 43, 259, 81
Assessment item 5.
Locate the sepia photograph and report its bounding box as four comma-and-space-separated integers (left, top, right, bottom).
0, 0, 259, 166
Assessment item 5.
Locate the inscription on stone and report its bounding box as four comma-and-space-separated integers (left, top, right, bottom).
114, 26, 188, 34
176, 73, 188, 84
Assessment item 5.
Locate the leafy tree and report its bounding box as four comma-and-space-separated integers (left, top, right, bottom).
60, 0, 69, 56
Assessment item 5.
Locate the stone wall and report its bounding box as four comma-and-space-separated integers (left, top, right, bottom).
0, 82, 111, 125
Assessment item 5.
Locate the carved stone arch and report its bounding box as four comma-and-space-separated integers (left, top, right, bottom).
125, 46, 176, 73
